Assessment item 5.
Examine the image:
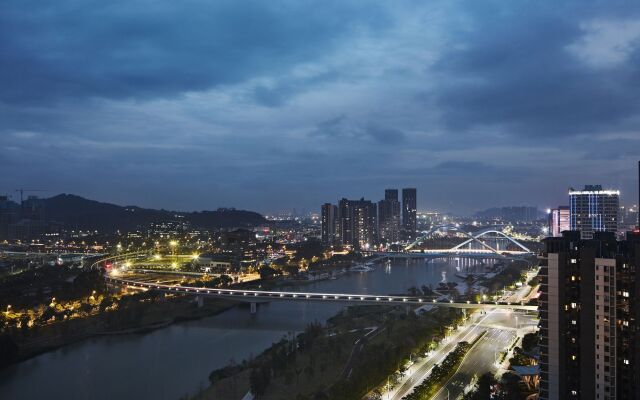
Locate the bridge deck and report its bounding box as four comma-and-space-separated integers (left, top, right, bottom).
105, 276, 537, 311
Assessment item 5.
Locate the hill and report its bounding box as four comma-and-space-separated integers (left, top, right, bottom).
43, 194, 266, 232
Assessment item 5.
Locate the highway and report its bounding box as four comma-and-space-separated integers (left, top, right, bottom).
431, 310, 537, 400
390, 271, 539, 400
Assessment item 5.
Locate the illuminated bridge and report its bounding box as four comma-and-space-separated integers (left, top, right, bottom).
401, 226, 533, 258
104, 275, 537, 311
99, 230, 537, 313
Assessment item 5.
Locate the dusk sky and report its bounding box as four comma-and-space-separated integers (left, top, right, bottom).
1, 0, 639, 215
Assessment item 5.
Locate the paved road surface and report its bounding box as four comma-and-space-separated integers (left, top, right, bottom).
392, 272, 539, 400
430, 309, 537, 400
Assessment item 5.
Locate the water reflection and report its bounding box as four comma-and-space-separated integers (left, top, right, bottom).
0, 257, 491, 400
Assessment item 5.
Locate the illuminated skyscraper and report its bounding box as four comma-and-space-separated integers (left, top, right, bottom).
338, 198, 377, 250
321, 203, 338, 246
569, 185, 619, 235
402, 188, 417, 240
378, 189, 400, 243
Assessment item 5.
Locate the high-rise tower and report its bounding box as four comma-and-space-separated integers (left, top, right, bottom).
402, 188, 417, 240
539, 231, 640, 400
378, 189, 400, 243
569, 185, 619, 236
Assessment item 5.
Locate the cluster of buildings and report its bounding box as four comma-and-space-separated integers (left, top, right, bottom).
540, 162, 640, 400
474, 206, 541, 222
321, 188, 417, 250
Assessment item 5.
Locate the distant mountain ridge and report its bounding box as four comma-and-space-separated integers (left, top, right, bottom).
42, 194, 266, 232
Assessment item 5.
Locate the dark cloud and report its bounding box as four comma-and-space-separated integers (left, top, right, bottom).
432, 1, 640, 137
310, 115, 405, 144
0, 0, 389, 105
1, 0, 639, 214
431, 161, 495, 174
364, 125, 406, 144
583, 138, 640, 160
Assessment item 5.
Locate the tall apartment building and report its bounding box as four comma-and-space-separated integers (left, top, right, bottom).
337, 198, 376, 250
378, 189, 401, 243
321, 203, 338, 246
402, 188, 417, 240
539, 230, 640, 400
549, 206, 570, 237
569, 185, 620, 235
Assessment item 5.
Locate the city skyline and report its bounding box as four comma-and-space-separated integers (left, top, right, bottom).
0, 181, 637, 217
2, 1, 640, 398
2, 1, 640, 213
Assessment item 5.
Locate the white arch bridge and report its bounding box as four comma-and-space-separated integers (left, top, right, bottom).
105, 275, 537, 312
402, 226, 533, 257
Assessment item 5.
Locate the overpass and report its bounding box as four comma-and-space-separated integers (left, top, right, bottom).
105, 274, 537, 311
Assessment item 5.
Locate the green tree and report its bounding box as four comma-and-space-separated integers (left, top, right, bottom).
521, 332, 539, 353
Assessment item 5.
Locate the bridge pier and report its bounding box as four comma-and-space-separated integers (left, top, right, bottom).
250, 302, 257, 314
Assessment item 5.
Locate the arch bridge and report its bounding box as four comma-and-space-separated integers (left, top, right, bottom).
403, 225, 532, 257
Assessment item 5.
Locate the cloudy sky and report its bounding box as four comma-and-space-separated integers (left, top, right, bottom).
1, 0, 639, 214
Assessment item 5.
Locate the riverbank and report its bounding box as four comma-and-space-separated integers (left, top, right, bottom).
192, 303, 465, 400
2, 295, 238, 368
1, 256, 510, 400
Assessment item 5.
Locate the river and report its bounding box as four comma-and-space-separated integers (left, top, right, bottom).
0, 257, 492, 400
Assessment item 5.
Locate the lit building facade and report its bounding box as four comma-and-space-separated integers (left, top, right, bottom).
378, 189, 400, 243
569, 185, 619, 235
402, 188, 417, 240
321, 203, 338, 246
539, 231, 640, 400
321, 198, 377, 250
549, 206, 570, 237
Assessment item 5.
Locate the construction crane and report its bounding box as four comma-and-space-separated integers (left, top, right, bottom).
14, 189, 47, 204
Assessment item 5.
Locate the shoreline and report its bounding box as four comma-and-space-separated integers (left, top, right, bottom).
2, 297, 239, 370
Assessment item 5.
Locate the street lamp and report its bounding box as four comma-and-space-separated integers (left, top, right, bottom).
5, 305, 11, 315
170, 240, 178, 264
